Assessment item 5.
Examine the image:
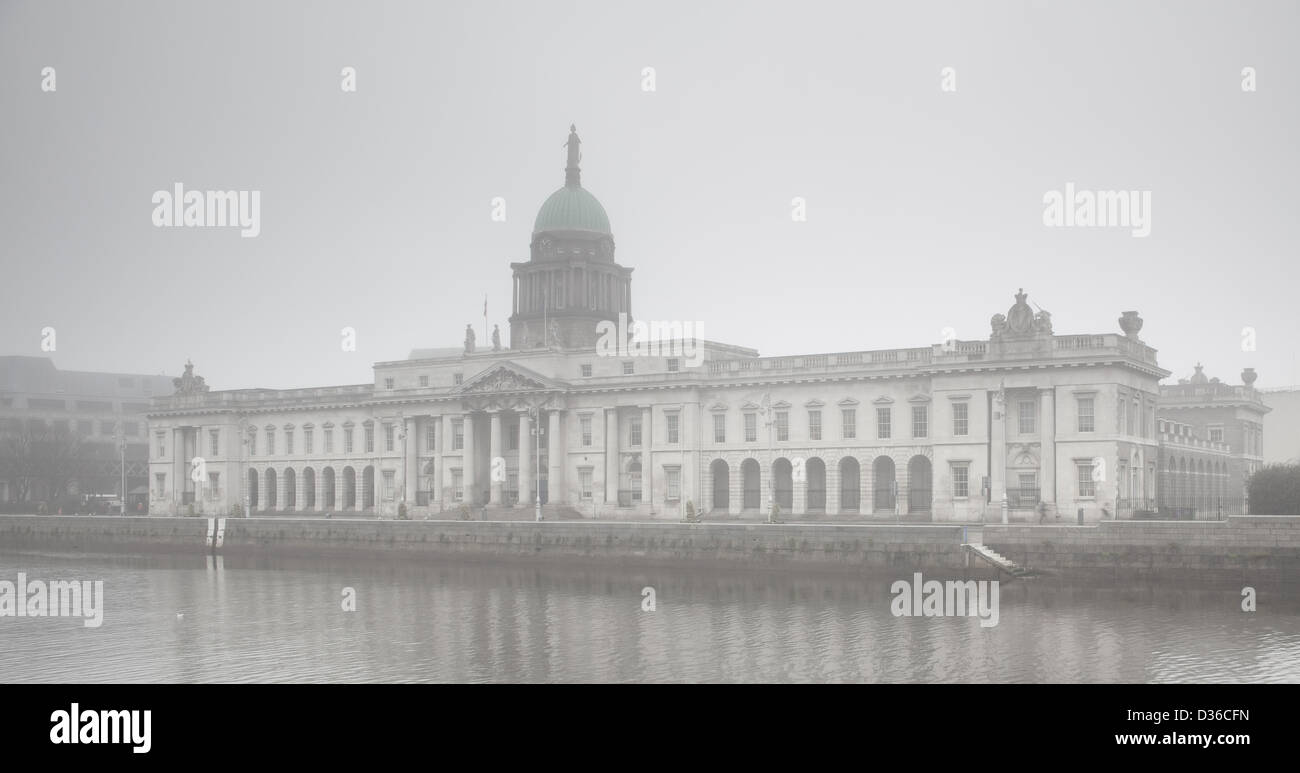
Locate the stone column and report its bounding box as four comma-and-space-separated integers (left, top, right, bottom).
403, 416, 417, 506
519, 410, 533, 505
175, 427, 187, 512
793, 463, 806, 516
548, 410, 564, 505
640, 406, 652, 505
489, 411, 503, 505
1040, 388, 1056, 507
605, 408, 619, 504
827, 460, 840, 516
463, 413, 476, 505
990, 391, 1007, 520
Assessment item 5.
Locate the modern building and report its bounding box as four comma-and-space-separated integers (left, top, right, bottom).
0, 356, 174, 510
148, 127, 1237, 523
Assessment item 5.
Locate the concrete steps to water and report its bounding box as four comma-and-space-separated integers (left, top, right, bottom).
963, 542, 1035, 578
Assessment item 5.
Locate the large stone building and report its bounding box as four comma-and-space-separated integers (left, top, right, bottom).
149, 127, 1261, 523
1156, 365, 1270, 516
0, 356, 174, 511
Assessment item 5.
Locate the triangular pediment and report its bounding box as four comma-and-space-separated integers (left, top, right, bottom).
457, 361, 563, 394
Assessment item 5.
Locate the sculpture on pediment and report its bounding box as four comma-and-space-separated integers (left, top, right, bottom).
492, 324, 502, 351
1006, 288, 1034, 335
172, 360, 209, 395
1034, 309, 1053, 335
464, 324, 476, 354
990, 313, 1007, 339
469, 367, 543, 393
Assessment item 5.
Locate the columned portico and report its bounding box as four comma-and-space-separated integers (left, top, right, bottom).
518, 410, 533, 505
489, 411, 503, 505
463, 413, 476, 505
548, 410, 564, 504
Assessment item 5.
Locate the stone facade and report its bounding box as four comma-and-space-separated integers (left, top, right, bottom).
144, 127, 1266, 524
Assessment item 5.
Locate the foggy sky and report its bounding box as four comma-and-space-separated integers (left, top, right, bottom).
1, 0, 1297, 389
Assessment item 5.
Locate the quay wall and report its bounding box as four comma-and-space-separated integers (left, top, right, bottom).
983, 516, 1300, 583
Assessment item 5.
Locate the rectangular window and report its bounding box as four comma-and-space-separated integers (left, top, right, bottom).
101, 420, 115, 436
452, 469, 463, 501
580, 415, 593, 447
1018, 401, 1035, 434
581, 364, 593, 378
952, 463, 969, 498
384, 423, 395, 452
1129, 400, 1138, 437
1077, 398, 1095, 433
713, 414, 726, 443
344, 428, 354, 454
426, 422, 436, 452
776, 411, 789, 442
808, 410, 821, 441
208, 472, 220, 499
285, 429, 294, 455
744, 413, 757, 443
579, 468, 594, 500
325, 428, 334, 454
666, 413, 680, 444
1209, 426, 1224, 443
384, 377, 394, 390
952, 403, 968, 436
667, 358, 680, 372
630, 417, 642, 447
665, 467, 681, 501
364, 425, 374, 453
304, 428, 314, 455
1077, 462, 1096, 498
419, 375, 429, 387
266, 429, 275, 455
1117, 391, 1126, 433
509, 420, 519, 451
452, 420, 464, 451
453, 373, 463, 385
383, 470, 395, 500
154, 473, 166, 497
912, 406, 928, 438
249, 433, 256, 456
156, 433, 166, 458
877, 407, 891, 439
842, 409, 856, 440
623, 362, 634, 375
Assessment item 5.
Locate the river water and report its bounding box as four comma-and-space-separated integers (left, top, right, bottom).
1, 549, 1297, 683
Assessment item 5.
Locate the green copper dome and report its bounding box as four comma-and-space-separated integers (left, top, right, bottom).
532, 185, 611, 235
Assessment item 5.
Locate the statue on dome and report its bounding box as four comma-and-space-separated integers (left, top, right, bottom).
464, 324, 476, 354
